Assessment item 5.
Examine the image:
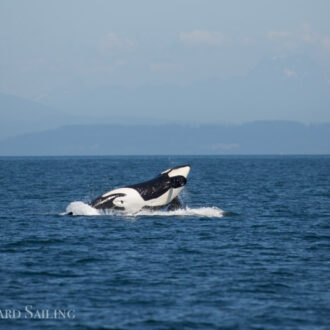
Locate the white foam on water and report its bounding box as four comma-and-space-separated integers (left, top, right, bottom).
65, 201, 100, 216
63, 201, 224, 218
135, 206, 224, 218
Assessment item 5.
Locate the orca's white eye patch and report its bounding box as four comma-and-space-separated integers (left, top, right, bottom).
161, 168, 171, 174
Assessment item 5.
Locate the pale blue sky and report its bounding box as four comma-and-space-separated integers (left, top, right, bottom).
1, 0, 330, 123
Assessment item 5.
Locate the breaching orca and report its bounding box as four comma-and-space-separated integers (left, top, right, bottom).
90, 165, 190, 213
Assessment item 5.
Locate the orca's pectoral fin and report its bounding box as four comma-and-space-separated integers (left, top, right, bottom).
167, 197, 183, 211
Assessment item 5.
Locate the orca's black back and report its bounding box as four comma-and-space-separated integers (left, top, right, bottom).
127, 175, 172, 201
127, 173, 187, 201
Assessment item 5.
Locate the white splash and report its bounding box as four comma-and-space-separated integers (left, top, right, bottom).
63, 201, 224, 218
136, 207, 224, 218
65, 201, 100, 216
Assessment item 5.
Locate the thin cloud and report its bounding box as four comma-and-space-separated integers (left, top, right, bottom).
267, 30, 290, 39
180, 30, 227, 46
268, 25, 330, 51
99, 33, 137, 53
284, 69, 297, 78
267, 26, 330, 56
321, 37, 330, 50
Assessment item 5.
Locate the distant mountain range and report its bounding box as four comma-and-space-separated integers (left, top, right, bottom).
0, 93, 165, 141
0, 55, 329, 155
1, 55, 330, 142
0, 121, 329, 155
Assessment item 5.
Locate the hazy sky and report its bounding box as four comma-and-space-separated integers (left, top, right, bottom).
1, 0, 330, 122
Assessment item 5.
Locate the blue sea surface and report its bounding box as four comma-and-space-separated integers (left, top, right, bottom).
0, 156, 329, 329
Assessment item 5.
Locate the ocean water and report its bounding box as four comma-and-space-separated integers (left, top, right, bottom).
0, 155, 329, 329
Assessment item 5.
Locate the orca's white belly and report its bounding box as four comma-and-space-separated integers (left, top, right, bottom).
144, 187, 183, 208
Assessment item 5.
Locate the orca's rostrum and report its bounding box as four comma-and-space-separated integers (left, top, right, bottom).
90, 165, 190, 213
